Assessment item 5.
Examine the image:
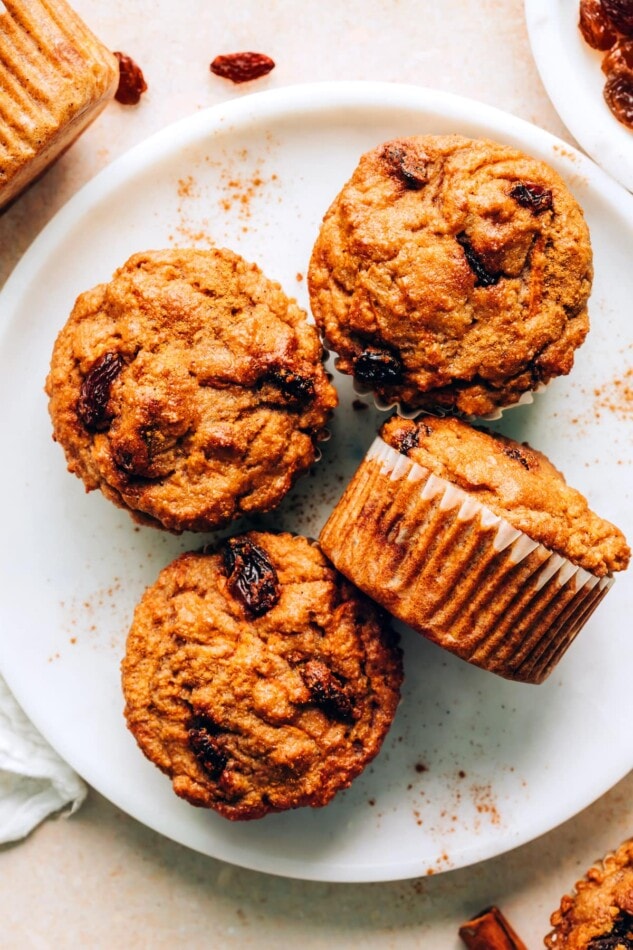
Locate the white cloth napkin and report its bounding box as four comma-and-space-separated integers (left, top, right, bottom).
0, 674, 86, 843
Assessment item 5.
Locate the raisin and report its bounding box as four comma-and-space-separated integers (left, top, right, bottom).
210, 52, 275, 84
604, 72, 633, 127
601, 0, 633, 34
113, 52, 148, 105
503, 446, 530, 470
587, 910, 633, 948
579, 0, 618, 49
300, 660, 356, 724
381, 144, 428, 190
222, 536, 280, 617
262, 366, 315, 407
353, 347, 404, 386
456, 233, 502, 288
188, 716, 227, 777
77, 352, 124, 432
509, 182, 553, 215
602, 38, 633, 74
113, 447, 136, 474
397, 428, 420, 455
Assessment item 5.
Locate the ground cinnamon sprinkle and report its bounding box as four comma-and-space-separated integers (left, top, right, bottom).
177, 175, 196, 198
594, 367, 633, 418
470, 783, 502, 826
218, 169, 278, 220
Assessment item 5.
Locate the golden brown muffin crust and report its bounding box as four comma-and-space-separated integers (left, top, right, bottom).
46, 248, 337, 532
381, 415, 630, 577
545, 839, 633, 948
308, 135, 592, 416
122, 532, 403, 820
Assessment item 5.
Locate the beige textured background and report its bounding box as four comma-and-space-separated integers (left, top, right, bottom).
1, 1, 632, 946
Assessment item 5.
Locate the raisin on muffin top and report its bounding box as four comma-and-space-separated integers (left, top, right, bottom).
46, 248, 337, 532
308, 135, 592, 416
381, 414, 629, 577
122, 532, 403, 820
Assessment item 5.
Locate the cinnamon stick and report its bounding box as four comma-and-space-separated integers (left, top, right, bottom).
459, 905, 528, 950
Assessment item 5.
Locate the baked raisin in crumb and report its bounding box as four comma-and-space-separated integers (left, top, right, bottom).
456, 233, 502, 287
77, 352, 124, 432
509, 182, 553, 215
222, 536, 280, 617
353, 347, 404, 386
381, 144, 428, 190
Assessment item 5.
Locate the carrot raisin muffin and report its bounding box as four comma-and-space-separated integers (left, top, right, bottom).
46, 248, 337, 532
546, 838, 633, 948
319, 415, 629, 684
122, 532, 403, 819
0, 0, 119, 209
308, 135, 592, 416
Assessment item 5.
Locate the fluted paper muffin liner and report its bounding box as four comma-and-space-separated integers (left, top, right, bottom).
319, 437, 612, 684
351, 375, 546, 421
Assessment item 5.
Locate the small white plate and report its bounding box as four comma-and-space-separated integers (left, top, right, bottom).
525, 0, 633, 191
0, 82, 632, 883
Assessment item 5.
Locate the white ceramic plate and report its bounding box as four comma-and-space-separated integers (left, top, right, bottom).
525, 0, 633, 191
0, 82, 632, 883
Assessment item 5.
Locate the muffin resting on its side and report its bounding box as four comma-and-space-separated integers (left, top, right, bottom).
319, 415, 629, 684
545, 838, 633, 948
0, 0, 119, 209
308, 134, 592, 416
122, 532, 403, 820
46, 248, 337, 532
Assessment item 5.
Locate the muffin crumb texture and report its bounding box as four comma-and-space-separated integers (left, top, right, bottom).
122, 532, 403, 820
308, 134, 592, 416
46, 248, 337, 532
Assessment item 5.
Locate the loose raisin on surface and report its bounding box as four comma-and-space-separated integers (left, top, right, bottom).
456, 233, 502, 288
579, 0, 619, 49
353, 347, 404, 386
604, 71, 633, 127
77, 352, 124, 432
601, 0, 633, 34
381, 144, 428, 190
509, 182, 553, 215
222, 537, 280, 617
113, 52, 147, 105
300, 659, 356, 724
188, 716, 227, 777
262, 366, 316, 407
210, 52, 275, 84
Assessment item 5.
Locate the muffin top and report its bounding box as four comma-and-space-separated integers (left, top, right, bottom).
545, 838, 633, 948
46, 248, 337, 532
381, 414, 630, 576
308, 134, 592, 416
122, 532, 403, 820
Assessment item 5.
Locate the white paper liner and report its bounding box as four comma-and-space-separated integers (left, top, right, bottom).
320, 437, 612, 684
351, 374, 547, 421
